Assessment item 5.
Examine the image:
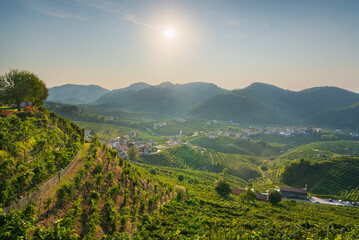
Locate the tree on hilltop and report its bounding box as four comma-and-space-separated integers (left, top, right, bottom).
0, 69, 48, 111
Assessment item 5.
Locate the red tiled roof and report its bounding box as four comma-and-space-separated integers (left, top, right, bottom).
232, 188, 246, 195
255, 193, 267, 201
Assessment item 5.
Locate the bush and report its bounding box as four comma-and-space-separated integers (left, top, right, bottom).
174, 186, 186, 201
56, 182, 75, 205
239, 189, 257, 203
178, 174, 184, 182
215, 179, 231, 197
268, 189, 282, 204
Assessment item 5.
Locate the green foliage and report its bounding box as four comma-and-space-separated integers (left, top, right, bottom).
0, 204, 37, 239
56, 181, 75, 206
215, 179, 231, 197
268, 190, 282, 204
280, 159, 311, 185
190, 135, 282, 157
277, 140, 359, 161
178, 174, 184, 182
0, 69, 48, 110
142, 144, 261, 181
280, 157, 359, 197
174, 185, 186, 201
0, 109, 82, 207
239, 189, 257, 203
321, 134, 338, 141
127, 146, 139, 161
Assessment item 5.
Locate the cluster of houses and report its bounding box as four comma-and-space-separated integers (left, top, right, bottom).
105, 131, 184, 159
203, 126, 311, 140
106, 131, 154, 158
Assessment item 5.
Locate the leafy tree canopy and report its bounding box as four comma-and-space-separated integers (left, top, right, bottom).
268, 189, 282, 204
0, 69, 48, 110
215, 179, 231, 197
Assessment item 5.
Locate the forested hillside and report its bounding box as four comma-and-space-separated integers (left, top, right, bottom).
187, 83, 359, 128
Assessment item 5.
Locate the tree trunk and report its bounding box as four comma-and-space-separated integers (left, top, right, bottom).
17, 102, 21, 111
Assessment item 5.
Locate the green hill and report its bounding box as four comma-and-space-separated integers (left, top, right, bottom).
141, 145, 262, 181
304, 102, 359, 129
280, 157, 359, 199
89, 82, 226, 117
190, 135, 283, 157
277, 141, 359, 161
48, 84, 109, 104
0, 107, 83, 207
188, 83, 359, 127
133, 164, 359, 239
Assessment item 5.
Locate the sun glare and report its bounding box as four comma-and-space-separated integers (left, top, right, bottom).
165, 28, 175, 39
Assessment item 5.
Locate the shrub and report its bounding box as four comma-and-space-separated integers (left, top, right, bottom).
178, 174, 184, 182
174, 185, 186, 201
56, 182, 75, 205
215, 179, 231, 197
93, 163, 103, 175
268, 189, 282, 204
239, 189, 257, 203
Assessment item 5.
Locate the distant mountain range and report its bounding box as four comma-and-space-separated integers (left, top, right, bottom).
48, 82, 227, 117
187, 82, 359, 128
48, 84, 109, 104
48, 82, 359, 129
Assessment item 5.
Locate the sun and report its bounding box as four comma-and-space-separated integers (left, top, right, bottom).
165, 28, 175, 38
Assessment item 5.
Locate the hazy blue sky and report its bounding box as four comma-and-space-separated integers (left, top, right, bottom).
1, 0, 359, 92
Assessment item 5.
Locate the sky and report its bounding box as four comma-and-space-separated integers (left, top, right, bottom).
0, 0, 359, 92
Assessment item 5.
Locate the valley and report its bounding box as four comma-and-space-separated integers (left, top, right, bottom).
1, 82, 359, 239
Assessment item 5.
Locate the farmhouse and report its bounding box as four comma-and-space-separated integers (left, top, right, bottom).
279, 187, 308, 200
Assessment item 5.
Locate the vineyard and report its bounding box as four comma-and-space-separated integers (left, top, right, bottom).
75, 121, 166, 143
0, 107, 83, 208
277, 141, 359, 161
281, 157, 359, 199
134, 163, 359, 239
190, 135, 283, 157
0, 141, 173, 239
141, 145, 262, 181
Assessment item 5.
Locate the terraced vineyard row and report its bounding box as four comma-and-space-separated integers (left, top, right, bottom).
282, 157, 359, 198
142, 145, 262, 181
277, 141, 359, 161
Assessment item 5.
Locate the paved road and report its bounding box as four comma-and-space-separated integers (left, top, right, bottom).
311, 196, 353, 206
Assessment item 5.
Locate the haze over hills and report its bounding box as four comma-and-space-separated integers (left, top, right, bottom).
48, 81, 359, 129
48, 84, 110, 104
188, 82, 359, 128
